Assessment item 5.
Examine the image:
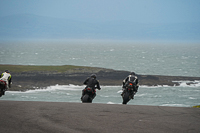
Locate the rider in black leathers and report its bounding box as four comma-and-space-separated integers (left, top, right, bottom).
81, 74, 101, 100
121, 72, 139, 99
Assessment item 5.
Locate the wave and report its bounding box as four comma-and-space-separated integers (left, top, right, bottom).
7, 84, 84, 94
106, 102, 122, 105
172, 80, 200, 87
160, 104, 190, 107
189, 97, 197, 99
6, 80, 200, 94
107, 102, 116, 104
139, 80, 200, 88
3, 83, 199, 108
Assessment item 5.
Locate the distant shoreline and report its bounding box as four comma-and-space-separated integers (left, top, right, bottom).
1, 64, 200, 91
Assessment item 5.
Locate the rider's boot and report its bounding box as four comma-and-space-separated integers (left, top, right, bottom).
121, 88, 125, 96
131, 95, 134, 99
121, 91, 124, 96
92, 93, 96, 99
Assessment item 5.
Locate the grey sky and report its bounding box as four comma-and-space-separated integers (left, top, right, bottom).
0, 0, 200, 23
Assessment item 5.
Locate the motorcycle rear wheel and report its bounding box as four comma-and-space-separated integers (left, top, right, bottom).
122, 92, 130, 104
0, 91, 2, 97
82, 94, 92, 103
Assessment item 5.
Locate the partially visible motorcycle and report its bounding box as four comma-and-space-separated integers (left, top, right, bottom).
81, 87, 97, 103
122, 81, 137, 104
0, 80, 7, 97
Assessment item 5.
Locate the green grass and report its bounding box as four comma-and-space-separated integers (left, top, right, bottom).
0, 64, 91, 73
193, 105, 200, 108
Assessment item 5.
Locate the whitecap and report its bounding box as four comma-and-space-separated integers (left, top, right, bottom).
136, 93, 149, 97
107, 102, 116, 104
179, 82, 188, 87
153, 95, 162, 98
161, 104, 188, 107
162, 85, 170, 87
188, 97, 196, 99
140, 85, 162, 88
21, 96, 29, 98
117, 90, 123, 93
102, 95, 109, 97
9, 84, 83, 94
172, 80, 200, 87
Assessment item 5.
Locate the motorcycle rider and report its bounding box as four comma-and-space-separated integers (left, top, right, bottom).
121, 72, 139, 99
0, 70, 12, 90
81, 74, 101, 100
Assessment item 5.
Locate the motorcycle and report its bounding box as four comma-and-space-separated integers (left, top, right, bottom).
81, 87, 97, 103
0, 80, 7, 97
122, 81, 137, 104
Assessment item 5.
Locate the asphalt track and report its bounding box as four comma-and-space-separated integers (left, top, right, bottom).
0, 101, 199, 133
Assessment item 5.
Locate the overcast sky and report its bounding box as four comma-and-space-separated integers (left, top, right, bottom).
0, 0, 200, 23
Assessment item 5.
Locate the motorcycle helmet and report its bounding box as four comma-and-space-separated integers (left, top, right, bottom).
130, 72, 135, 75
5, 70, 10, 73
91, 74, 97, 79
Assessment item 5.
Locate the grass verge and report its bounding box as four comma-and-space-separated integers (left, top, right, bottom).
0, 64, 90, 73
193, 105, 200, 108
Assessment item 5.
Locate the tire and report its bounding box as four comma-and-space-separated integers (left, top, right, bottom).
82, 94, 92, 103
122, 91, 130, 104
0, 84, 5, 97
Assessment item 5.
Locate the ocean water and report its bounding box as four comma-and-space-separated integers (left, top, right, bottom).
0, 40, 200, 107
1, 81, 200, 107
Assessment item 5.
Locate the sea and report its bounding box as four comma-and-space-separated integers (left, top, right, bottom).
0, 40, 200, 107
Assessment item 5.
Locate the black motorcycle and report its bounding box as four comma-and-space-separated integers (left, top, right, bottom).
81, 87, 97, 103
122, 81, 137, 104
0, 80, 7, 97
